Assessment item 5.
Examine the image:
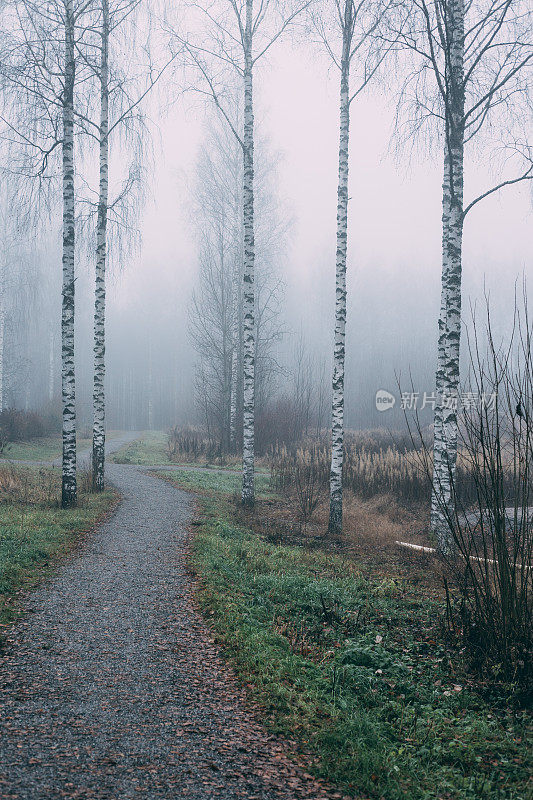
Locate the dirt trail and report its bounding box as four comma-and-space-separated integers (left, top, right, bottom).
0, 442, 334, 800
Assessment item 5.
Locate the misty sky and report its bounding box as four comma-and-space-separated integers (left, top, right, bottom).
104, 37, 532, 428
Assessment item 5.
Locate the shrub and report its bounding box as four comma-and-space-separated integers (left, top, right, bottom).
167, 425, 222, 462
0, 409, 45, 442
434, 302, 533, 696
292, 445, 326, 527
256, 397, 312, 454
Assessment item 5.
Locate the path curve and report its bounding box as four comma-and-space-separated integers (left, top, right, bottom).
0, 443, 335, 800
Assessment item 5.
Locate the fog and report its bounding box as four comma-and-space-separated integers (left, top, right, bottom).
2, 12, 531, 436
109, 43, 532, 432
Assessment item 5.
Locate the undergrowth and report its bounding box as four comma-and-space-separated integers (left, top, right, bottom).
189, 497, 532, 800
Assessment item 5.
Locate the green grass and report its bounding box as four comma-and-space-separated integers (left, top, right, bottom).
0, 436, 92, 462
155, 467, 274, 499
0, 431, 125, 463
112, 431, 169, 465
0, 466, 117, 628
189, 497, 532, 800
112, 431, 269, 473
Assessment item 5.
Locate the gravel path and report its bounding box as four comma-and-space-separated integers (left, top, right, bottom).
0, 444, 336, 800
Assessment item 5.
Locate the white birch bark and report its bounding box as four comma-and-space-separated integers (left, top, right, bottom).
92, 0, 109, 491
241, 0, 256, 506
431, 0, 465, 553
61, 0, 77, 508
230, 163, 243, 454
328, 3, 352, 535
229, 259, 239, 452
431, 150, 451, 544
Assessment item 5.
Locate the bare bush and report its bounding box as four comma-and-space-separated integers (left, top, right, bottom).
0, 408, 55, 442
292, 446, 326, 528
167, 426, 224, 464
430, 301, 533, 695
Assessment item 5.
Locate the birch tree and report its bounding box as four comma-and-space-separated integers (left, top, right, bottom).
5, 0, 79, 505
313, 0, 396, 535
393, 0, 533, 551
229, 256, 240, 451
1, 0, 166, 494
190, 233, 235, 448
241, 0, 255, 504
61, 0, 77, 506
90, 0, 140, 490
190, 117, 285, 454
170, 0, 309, 505
0, 0, 99, 506
328, 0, 352, 535
83, 0, 174, 490
92, 0, 110, 491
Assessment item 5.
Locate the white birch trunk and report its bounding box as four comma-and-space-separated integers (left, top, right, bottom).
230, 169, 243, 454
229, 260, 239, 452
241, 0, 256, 506
431, 150, 451, 544
431, 0, 465, 553
61, 0, 77, 508
328, 6, 352, 535
92, 0, 109, 491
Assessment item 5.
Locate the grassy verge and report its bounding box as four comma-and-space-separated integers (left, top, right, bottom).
0, 431, 126, 463
0, 465, 117, 629
113, 431, 269, 473
187, 493, 531, 800
112, 431, 169, 465
154, 467, 274, 498
0, 436, 93, 462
